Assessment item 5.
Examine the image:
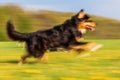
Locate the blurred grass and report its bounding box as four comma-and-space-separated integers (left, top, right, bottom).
0, 40, 120, 80
0, 5, 120, 41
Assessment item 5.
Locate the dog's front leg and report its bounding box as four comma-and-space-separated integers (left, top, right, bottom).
70, 42, 101, 51
75, 37, 84, 42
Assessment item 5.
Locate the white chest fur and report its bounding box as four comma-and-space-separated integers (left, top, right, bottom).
80, 29, 86, 34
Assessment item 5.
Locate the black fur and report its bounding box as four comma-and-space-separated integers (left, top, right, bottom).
7, 11, 89, 58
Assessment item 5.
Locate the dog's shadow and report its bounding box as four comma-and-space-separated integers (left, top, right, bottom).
0, 60, 36, 64
0, 60, 18, 64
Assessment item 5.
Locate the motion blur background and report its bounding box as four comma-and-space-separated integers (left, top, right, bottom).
0, 1, 120, 80
0, 0, 120, 40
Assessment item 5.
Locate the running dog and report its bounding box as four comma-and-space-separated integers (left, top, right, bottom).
7, 9, 101, 64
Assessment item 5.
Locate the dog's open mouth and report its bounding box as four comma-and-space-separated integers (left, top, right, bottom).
86, 25, 95, 31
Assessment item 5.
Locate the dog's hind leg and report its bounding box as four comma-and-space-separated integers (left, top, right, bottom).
18, 43, 36, 65
18, 54, 31, 65
39, 52, 48, 63
36, 50, 48, 63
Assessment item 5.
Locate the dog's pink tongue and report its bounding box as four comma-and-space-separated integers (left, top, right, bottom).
87, 27, 95, 31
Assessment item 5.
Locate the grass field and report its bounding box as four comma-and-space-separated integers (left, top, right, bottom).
0, 40, 120, 80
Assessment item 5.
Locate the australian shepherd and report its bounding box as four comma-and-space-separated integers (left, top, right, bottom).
7, 9, 102, 64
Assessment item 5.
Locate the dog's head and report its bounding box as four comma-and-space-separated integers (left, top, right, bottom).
72, 9, 96, 34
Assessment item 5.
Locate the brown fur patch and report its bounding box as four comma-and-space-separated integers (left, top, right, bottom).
78, 10, 85, 18
75, 37, 84, 42
70, 42, 97, 51
77, 21, 96, 31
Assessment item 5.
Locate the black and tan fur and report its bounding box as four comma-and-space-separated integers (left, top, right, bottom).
7, 9, 99, 64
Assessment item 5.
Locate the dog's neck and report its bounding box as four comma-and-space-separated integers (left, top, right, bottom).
80, 29, 86, 34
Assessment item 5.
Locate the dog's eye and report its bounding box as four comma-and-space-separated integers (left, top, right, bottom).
84, 15, 90, 19
84, 20, 93, 22
77, 18, 85, 22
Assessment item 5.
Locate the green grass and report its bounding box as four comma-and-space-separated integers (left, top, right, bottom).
0, 40, 120, 80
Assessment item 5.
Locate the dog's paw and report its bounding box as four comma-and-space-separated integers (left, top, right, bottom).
90, 44, 103, 52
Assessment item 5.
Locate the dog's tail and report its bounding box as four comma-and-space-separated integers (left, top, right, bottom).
7, 20, 29, 41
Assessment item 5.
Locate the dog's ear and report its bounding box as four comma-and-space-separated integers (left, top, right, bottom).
77, 9, 85, 19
